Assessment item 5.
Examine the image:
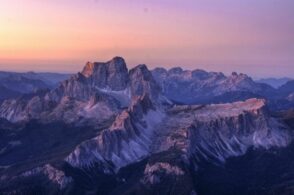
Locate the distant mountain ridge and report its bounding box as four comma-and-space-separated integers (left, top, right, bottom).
1, 65, 292, 106
0, 71, 71, 85
0, 71, 71, 101
256, 77, 292, 88
151, 67, 276, 104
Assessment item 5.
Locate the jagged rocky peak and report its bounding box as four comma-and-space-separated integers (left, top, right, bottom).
48, 57, 130, 102
129, 64, 161, 100
82, 62, 96, 77
229, 71, 252, 81
220, 72, 263, 93
107, 95, 154, 133
81, 56, 129, 91
129, 64, 153, 81
47, 72, 92, 102
82, 56, 126, 77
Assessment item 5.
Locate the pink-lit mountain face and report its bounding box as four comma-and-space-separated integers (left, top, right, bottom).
0, 57, 293, 195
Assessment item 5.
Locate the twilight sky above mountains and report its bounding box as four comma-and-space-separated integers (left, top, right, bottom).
0, 0, 293, 78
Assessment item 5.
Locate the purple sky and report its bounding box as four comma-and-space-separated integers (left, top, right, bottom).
0, 0, 293, 78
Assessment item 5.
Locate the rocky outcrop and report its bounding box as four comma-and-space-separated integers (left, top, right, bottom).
142, 162, 185, 185
19, 164, 72, 189
47, 73, 92, 102
66, 94, 165, 170
0, 164, 73, 193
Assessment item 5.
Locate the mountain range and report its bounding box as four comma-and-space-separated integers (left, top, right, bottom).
0, 71, 71, 102
0, 57, 293, 195
151, 67, 294, 111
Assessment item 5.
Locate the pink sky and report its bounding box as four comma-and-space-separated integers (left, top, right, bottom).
0, 0, 293, 77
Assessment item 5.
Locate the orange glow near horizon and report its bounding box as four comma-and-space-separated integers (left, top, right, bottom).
0, 0, 293, 77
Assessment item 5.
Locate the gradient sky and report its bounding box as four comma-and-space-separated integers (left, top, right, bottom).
0, 0, 293, 78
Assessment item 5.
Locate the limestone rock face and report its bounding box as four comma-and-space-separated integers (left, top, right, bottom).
129, 64, 161, 100
82, 57, 129, 91
66, 94, 165, 170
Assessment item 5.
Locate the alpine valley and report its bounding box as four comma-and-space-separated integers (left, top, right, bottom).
0, 57, 293, 195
